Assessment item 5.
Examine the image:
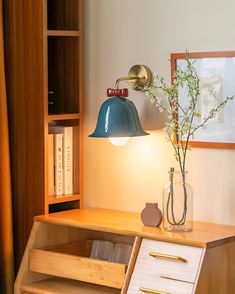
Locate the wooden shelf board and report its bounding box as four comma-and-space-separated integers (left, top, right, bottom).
48, 113, 80, 121
21, 278, 120, 294
47, 30, 80, 37
48, 194, 81, 205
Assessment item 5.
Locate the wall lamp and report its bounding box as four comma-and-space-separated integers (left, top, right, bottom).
89, 64, 153, 146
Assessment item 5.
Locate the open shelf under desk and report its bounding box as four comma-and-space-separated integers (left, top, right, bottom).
21, 278, 120, 294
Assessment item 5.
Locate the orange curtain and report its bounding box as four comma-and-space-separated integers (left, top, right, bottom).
0, 0, 14, 293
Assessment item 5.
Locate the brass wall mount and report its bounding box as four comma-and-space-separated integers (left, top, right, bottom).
128, 64, 153, 90
115, 64, 153, 90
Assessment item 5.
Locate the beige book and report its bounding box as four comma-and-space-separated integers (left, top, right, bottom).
49, 125, 73, 195
54, 133, 63, 197
48, 134, 54, 196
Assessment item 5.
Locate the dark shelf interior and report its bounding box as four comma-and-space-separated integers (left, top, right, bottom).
47, 0, 79, 31
49, 200, 80, 213
48, 36, 79, 114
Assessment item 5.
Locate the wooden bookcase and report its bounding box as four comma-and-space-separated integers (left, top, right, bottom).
4, 0, 83, 269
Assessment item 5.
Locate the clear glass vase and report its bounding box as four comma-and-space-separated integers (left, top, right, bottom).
162, 170, 193, 231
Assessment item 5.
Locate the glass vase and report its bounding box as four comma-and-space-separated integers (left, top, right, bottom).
162, 170, 193, 231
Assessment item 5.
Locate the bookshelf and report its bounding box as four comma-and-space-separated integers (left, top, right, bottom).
4, 0, 83, 269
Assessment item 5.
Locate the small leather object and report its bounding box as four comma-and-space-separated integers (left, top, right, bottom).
141, 202, 163, 227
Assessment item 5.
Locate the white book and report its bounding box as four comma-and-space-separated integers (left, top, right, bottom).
53, 133, 63, 197
49, 125, 73, 195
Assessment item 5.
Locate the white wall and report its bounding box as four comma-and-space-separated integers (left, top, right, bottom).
84, 0, 235, 225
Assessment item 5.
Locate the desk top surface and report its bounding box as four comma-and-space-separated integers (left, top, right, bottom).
35, 208, 235, 248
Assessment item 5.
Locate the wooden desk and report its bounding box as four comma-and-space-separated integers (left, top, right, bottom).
15, 208, 235, 294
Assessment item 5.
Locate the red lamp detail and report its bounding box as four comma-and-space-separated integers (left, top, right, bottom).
107, 88, 129, 97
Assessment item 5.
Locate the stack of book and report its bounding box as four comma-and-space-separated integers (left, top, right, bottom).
48, 125, 73, 198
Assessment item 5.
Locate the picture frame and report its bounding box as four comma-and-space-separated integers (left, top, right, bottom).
171, 51, 235, 149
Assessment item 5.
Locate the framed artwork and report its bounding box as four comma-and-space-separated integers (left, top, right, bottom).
171, 51, 235, 149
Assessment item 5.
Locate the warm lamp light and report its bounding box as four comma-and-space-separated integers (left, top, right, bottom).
89, 65, 153, 145
108, 137, 130, 147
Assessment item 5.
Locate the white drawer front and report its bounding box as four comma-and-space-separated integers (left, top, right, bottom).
128, 275, 194, 294
127, 239, 204, 294
134, 239, 203, 283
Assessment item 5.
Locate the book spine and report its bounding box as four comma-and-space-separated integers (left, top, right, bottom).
54, 133, 63, 197
64, 127, 73, 195
48, 134, 54, 196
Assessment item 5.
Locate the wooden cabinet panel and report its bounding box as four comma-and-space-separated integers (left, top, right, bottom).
4, 0, 83, 269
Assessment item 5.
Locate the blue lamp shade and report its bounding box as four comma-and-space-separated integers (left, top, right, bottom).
89, 96, 149, 138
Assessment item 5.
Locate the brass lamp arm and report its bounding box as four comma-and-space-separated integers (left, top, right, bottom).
115, 76, 142, 89
115, 64, 153, 91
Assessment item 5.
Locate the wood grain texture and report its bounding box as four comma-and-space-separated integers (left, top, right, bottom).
121, 236, 142, 294
14, 222, 49, 294
30, 249, 126, 289
4, 0, 84, 269
4, 0, 46, 269
48, 113, 80, 121
47, 30, 80, 36
78, 0, 84, 208
21, 278, 120, 294
0, 0, 14, 292
47, 0, 79, 30
48, 193, 81, 205
195, 242, 235, 294
34, 208, 235, 248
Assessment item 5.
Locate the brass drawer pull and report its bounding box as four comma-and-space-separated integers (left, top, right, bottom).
139, 287, 171, 294
149, 251, 187, 263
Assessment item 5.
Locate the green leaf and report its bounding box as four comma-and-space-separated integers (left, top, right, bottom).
194, 112, 201, 118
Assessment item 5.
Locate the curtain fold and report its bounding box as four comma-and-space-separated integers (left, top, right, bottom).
0, 0, 14, 293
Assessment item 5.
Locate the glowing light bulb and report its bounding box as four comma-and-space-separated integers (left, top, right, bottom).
108, 137, 129, 147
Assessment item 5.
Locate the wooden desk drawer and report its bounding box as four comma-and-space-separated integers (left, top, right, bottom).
128, 275, 194, 294
127, 239, 204, 294
29, 241, 127, 289
133, 239, 203, 283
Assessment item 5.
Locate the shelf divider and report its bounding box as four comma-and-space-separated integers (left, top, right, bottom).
48, 194, 81, 205
47, 30, 80, 37
48, 113, 80, 121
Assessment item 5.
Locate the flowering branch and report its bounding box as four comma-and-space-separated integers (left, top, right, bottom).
143, 58, 235, 172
